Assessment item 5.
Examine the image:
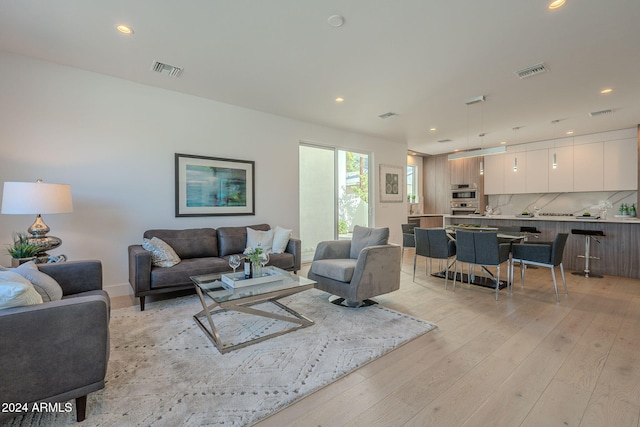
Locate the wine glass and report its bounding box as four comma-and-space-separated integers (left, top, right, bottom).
260, 251, 270, 271
228, 255, 241, 274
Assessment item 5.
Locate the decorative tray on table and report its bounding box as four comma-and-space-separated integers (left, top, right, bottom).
221, 268, 283, 289
516, 212, 535, 218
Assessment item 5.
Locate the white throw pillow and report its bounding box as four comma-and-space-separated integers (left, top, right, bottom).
272, 226, 292, 254
246, 228, 274, 253
142, 237, 181, 267
0, 271, 43, 309
14, 261, 63, 302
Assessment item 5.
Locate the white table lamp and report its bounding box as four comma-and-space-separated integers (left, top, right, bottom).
1, 180, 73, 254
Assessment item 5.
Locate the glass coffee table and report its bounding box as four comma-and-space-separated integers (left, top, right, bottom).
190, 267, 315, 354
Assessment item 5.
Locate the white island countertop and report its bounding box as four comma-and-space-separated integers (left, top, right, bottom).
444, 214, 640, 224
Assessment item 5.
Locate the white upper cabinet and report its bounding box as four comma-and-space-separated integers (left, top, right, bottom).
483, 154, 504, 195
573, 142, 604, 192
503, 151, 527, 194
548, 145, 574, 192
603, 138, 638, 190
526, 148, 549, 193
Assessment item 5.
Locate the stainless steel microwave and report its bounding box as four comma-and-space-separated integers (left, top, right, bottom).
451, 184, 478, 200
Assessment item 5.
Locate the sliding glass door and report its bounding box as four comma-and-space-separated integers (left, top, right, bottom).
300, 144, 370, 262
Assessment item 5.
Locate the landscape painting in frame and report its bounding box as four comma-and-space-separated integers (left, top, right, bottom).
379, 164, 404, 203
175, 153, 255, 216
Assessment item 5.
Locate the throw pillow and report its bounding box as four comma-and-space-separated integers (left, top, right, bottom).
0, 271, 43, 309
271, 226, 292, 254
349, 225, 389, 259
14, 261, 63, 302
246, 228, 274, 253
142, 237, 181, 267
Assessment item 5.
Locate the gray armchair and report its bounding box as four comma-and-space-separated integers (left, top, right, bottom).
0, 260, 110, 423
307, 226, 401, 307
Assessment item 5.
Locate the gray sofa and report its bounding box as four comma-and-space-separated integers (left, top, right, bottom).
128, 224, 301, 310
0, 260, 110, 423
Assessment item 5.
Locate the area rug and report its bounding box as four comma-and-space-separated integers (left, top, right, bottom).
3, 289, 436, 427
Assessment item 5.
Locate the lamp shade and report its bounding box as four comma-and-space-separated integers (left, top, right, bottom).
1, 181, 73, 214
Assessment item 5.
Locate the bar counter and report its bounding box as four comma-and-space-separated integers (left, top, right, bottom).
443, 214, 640, 279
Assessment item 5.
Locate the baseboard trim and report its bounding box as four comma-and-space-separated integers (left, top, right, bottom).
105, 282, 132, 298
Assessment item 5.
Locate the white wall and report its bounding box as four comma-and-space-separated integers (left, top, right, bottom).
0, 52, 407, 296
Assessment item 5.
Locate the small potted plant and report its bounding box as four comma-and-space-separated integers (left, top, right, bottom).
6, 232, 40, 267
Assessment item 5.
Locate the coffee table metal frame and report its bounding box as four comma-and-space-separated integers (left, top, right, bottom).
191, 267, 315, 354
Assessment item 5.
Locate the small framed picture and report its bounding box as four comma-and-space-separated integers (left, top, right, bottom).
175, 153, 255, 216
379, 164, 404, 203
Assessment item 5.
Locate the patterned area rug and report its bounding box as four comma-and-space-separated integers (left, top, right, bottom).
2, 289, 436, 426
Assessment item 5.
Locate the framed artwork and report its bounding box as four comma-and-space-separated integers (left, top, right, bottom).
175, 153, 255, 216
379, 164, 404, 203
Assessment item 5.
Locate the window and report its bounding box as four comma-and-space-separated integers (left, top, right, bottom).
407, 165, 417, 203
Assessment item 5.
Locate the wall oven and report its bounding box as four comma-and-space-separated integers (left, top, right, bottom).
450, 184, 478, 215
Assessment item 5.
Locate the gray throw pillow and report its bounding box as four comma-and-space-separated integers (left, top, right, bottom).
349, 225, 389, 259
14, 261, 63, 302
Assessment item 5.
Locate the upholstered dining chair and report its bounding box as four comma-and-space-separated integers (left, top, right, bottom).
511, 233, 569, 302
401, 223, 417, 259
451, 229, 475, 287
426, 228, 456, 288
413, 227, 430, 282
453, 231, 511, 300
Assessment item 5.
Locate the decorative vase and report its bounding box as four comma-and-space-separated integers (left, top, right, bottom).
252, 264, 263, 278
11, 257, 35, 267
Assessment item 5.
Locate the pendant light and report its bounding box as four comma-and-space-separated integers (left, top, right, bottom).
512, 127, 519, 172
551, 119, 559, 169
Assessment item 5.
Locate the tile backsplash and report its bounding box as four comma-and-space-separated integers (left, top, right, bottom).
487, 191, 637, 217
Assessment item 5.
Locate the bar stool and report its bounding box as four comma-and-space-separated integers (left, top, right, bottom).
571, 229, 605, 278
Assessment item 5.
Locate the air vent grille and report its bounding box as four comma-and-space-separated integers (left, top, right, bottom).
514, 62, 548, 79
589, 108, 614, 117
378, 112, 398, 119
437, 139, 452, 143
151, 61, 183, 77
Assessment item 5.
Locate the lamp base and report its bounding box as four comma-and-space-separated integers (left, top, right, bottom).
27, 235, 62, 254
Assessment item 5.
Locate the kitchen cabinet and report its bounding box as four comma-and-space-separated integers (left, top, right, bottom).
573, 142, 604, 192
449, 157, 481, 186
503, 151, 527, 194
525, 148, 549, 193
548, 145, 574, 192
603, 138, 638, 190
483, 154, 504, 195
423, 155, 450, 214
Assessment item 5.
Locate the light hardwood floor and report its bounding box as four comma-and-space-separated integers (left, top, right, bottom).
112, 255, 640, 426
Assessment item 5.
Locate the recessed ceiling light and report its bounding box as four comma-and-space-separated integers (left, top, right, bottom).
600, 88, 613, 94
566, 130, 574, 135
501, 141, 507, 145
116, 24, 134, 35
429, 127, 437, 132
327, 15, 345, 27
548, 0, 566, 10
335, 97, 344, 103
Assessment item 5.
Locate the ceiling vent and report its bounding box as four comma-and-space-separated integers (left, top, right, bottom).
589, 108, 614, 117
437, 139, 452, 143
514, 62, 548, 79
378, 112, 398, 119
151, 61, 183, 77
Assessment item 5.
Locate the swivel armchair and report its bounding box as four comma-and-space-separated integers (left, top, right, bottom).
307, 226, 401, 307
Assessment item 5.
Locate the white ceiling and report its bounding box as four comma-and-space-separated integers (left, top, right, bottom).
1, 1, 639, 155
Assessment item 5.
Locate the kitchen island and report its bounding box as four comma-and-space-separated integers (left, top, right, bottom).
444, 214, 640, 279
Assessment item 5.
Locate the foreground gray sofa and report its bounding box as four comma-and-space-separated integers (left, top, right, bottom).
307, 226, 401, 307
0, 260, 110, 423
128, 224, 301, 310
